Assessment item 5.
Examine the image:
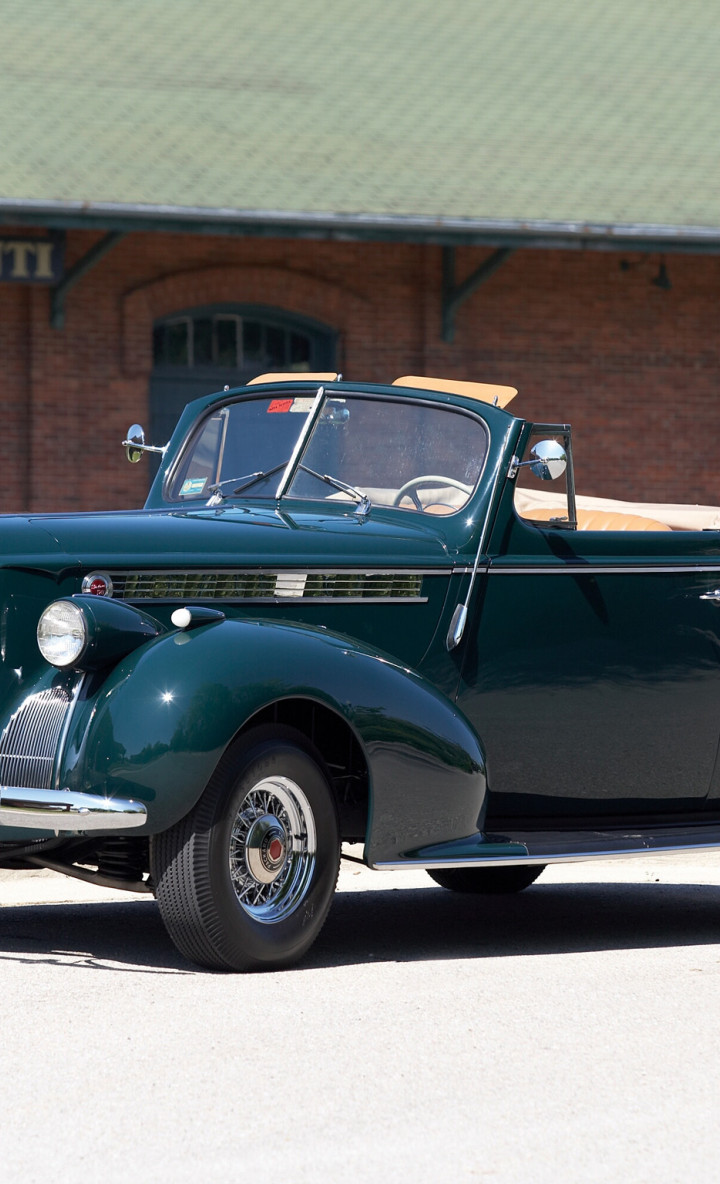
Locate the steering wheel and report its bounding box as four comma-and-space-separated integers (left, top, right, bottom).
392, 475, 471, 512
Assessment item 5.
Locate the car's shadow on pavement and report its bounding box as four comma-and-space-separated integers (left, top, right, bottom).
1, 879, 719, 973
309, 880, 720, 968
0, 898, 187, 973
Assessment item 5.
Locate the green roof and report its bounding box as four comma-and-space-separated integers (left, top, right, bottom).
2, 0, 720, 243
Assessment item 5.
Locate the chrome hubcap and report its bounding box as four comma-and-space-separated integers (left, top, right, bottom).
228, 776, 316, 923
245, 815, 288, 884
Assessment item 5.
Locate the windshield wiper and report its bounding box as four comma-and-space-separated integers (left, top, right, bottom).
298, 465, 371, 517
207, 462, 371, 516
234, 461, 290, 495
205, 462, 290, 504
206, 472, 263, 504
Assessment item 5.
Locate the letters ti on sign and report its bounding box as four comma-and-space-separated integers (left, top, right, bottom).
0, 236, 64, 283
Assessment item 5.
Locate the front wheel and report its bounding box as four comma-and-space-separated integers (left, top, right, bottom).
151, 726, 340, 971
427, 864, 546, 894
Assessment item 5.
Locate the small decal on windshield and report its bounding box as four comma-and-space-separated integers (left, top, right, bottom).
180, 477, 207, 496
267, 399, 293, 413
289, 397, 315, 413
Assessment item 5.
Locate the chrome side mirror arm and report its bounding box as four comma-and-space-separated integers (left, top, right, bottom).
507, 439, 568, 482
122, 424, 168, 464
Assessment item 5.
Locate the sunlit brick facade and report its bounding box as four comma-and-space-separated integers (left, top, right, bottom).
1, 227, 717, 513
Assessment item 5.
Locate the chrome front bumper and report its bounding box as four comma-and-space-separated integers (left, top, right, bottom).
0, 786, 147, 832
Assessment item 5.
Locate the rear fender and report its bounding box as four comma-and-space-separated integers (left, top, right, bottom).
61, 618, 486, 861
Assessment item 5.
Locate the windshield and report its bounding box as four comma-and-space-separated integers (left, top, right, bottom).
167, 390, 488, 514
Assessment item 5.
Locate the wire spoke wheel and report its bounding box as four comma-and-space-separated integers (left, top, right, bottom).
228, 776, 316, 923
151, 727, 340, 971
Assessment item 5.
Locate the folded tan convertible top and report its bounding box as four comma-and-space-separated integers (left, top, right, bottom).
393, 376, 518, 408
515, 486, 720, 531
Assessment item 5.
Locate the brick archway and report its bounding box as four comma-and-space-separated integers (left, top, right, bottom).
121, 264, 371, 377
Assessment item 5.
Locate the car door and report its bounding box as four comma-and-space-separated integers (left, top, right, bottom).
456, 491, 720, 824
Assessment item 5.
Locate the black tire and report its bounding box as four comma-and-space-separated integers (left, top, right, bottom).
427, 864, 546, 894
151, 726, 340, 971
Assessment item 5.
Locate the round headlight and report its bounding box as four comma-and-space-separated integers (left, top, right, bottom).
37, 601, 88, 667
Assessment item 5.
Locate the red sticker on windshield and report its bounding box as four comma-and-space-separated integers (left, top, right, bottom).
268, 399, 293, 413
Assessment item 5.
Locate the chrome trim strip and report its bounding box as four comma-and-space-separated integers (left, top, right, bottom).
121, 595, 429, 606
110, 566, 448, 577
371, 824, 720, 871
373, 838, 720, 871
444, 489, 495, 648
445, 421, 519, 650
275, 384, 325, 498
53, 674, 85, 790
158, 596, 429, 606
129, 599, 428, 607
111, 567, 442, 604
478, 433, 518, 558
0, 787, 147, 832
488, 564, 720, 576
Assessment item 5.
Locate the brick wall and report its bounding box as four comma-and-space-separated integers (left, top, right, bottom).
0, 228, 717, 513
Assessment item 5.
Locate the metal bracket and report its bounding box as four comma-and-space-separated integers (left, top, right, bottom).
50, 231, 125, 329
442, 246, 514, 342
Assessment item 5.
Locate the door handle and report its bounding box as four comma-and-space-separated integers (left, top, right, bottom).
699, 589, 720, 601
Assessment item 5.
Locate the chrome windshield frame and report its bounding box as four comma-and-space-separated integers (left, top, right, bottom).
274, 386, 326, 499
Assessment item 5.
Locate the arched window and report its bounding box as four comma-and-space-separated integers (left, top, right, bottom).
150, 304, 337, 449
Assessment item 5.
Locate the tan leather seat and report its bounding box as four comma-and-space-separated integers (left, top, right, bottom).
527, 506, 671, 531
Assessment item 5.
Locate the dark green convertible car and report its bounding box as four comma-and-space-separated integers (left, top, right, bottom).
2, 372, 720, 970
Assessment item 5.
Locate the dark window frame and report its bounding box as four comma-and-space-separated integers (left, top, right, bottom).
152, 303, 338, 375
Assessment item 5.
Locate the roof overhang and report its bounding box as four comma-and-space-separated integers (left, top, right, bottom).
3, 198, 720, 254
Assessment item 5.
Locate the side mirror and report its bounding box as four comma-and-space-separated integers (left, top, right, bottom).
124, 424, 146, 464
122, 424, 167, 463
528, 439, 567, 482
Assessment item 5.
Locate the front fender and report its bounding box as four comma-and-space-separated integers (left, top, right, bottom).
61, 618, 487, 861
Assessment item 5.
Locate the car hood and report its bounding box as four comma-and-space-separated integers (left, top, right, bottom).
8, 504, 453, 573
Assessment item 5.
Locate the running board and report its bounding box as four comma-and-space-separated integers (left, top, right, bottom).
371, 824, 720, 870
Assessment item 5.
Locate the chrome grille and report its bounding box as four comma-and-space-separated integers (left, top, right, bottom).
109, 570, 426, 603
0, 685, 73, 789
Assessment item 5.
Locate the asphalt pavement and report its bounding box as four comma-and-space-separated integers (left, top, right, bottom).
2, 850, 720, 1183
